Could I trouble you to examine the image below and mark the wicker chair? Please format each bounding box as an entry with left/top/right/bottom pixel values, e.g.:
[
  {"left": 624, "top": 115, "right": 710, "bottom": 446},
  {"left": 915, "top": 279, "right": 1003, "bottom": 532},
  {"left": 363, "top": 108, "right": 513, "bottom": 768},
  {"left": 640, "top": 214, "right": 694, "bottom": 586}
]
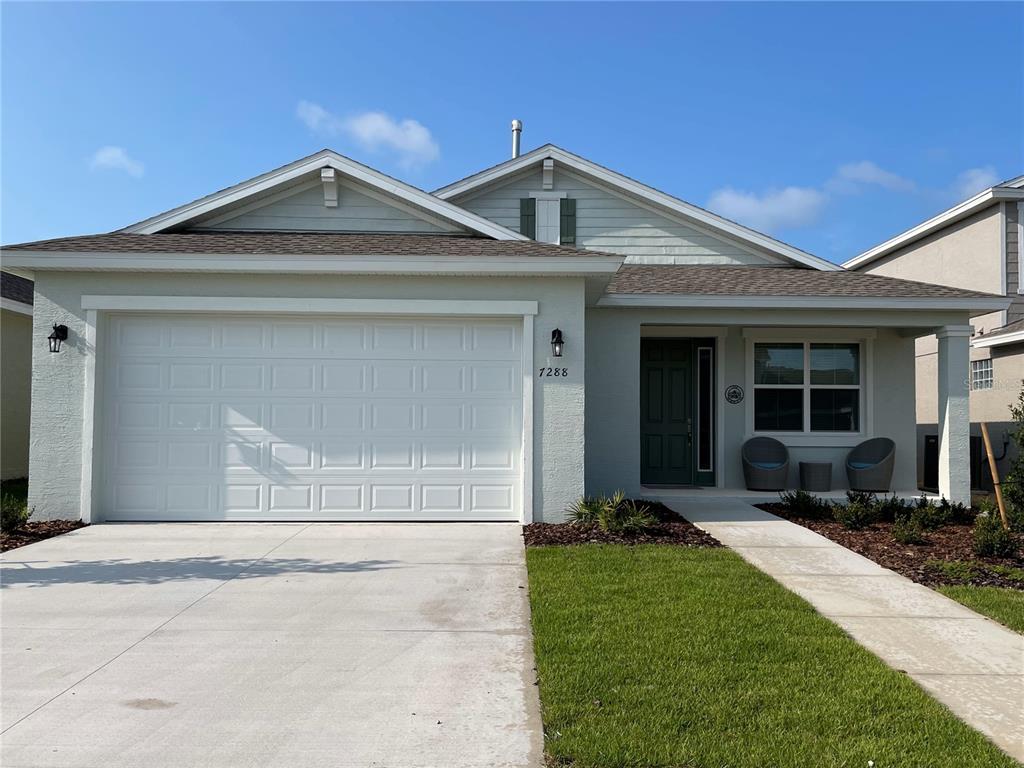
[
  {"left": 741, "top": 437, "right": 790, "bottom": 491},
  {"left": 846, "top": 438, "right": 895, "bottom": 492}
]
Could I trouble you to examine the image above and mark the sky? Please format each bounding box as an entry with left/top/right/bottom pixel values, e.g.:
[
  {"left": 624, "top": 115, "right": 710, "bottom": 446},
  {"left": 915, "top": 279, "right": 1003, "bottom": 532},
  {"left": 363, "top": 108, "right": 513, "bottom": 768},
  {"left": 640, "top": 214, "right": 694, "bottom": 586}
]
[{"left": 2, "top": 1, "right": 1022, "bottom": 263}]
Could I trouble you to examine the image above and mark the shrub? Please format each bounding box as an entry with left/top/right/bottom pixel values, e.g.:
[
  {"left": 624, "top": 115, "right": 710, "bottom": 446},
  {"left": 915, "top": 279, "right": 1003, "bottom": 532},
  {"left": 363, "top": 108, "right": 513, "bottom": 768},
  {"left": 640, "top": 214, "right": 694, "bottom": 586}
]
[
  {"left": 567, "top": 491, "right": 657, "bottom": 534},
  {"left": 778, "top": 489, "right": 830, "bottom": 519},
  {"left": 972, "top": 512, "right": 1018, "bottom": 558},
  {"left": 875, "top": 494, "right": 909, "bottom": 523},
  {"left": 892, "top": 517, "right": 927, "bottom": 545},
  {"left": 0, "top": 493, "right": 31, "bottom": 531},
  {"left": 833, "top": 497, "right": 879, "bottom": 530},
  {"left": 1001, "top": 384, "right": 1024, "bottom": 517}
]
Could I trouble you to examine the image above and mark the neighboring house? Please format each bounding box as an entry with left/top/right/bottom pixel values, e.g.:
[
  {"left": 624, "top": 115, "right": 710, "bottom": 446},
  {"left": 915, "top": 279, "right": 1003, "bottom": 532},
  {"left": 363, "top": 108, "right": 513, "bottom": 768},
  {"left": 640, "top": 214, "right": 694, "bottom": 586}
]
[
  {"left": 844, "top": 176, "right": 1024, "bottom": 489},
  {"left": 1, "top": 137, "right": 1007, "bottom": 523},
  {"left": 1, "top": 271, "right": 34, "bottom": 479}
]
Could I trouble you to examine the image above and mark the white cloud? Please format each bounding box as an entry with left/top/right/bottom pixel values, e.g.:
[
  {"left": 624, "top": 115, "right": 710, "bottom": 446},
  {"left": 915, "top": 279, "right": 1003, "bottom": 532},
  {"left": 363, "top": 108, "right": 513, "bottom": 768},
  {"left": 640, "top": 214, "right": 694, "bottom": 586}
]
[
  {"left": 296, "top": 101, "right": 439, "bottom": 168},
  {"left": 707, "top": 186, "right": 827, "bottom": 233},
  {"left": 89, "top": 146, "right": 144, "bottom": 178},
  {"left": 827, "top": 161, "right": 915, "bottom": 193},
  {"left": 951, "top": 166, "right": 1000, "bottom": 200}
]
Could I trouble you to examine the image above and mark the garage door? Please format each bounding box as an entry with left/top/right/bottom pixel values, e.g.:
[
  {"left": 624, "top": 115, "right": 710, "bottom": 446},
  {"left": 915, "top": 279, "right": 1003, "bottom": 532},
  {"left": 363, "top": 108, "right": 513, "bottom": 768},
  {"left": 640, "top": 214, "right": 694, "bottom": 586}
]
[{"left": 101, "top": 314, "right": 523, "bottom": 521}]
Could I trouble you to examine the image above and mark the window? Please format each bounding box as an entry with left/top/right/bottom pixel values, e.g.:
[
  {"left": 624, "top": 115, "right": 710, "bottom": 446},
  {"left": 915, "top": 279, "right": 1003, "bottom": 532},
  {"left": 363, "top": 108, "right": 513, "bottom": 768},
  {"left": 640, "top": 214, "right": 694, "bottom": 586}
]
[
  {"left": 971, "top": 358, "right": 994, "bottom": 390},
  {"left": 753, "top": 342, "right": 861, "bottom": 432}
]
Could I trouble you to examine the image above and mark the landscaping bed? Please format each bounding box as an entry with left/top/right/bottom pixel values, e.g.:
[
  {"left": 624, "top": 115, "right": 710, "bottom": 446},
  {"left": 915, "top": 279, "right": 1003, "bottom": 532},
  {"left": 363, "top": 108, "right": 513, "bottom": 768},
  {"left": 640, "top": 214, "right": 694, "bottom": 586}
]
[
  {"left": 523, "top": 498, "right": 720, "bottom": 548},
  {"left": 1, "top": 520, "right": 87, "bottom": 553},
  {"left": 527, "top": 544, "right": 1016, "bottom": 767},
  {"left": 757, "top": 496, "right": 1023, "bottom": 590}
]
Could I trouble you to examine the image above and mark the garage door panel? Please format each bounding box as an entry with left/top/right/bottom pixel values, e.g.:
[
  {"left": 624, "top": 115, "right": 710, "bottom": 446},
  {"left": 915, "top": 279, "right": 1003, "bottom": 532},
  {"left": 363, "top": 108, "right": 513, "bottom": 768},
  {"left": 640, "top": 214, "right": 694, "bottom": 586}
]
[{"left": 102, "top": 315, "right": 522, "bottom": 521}]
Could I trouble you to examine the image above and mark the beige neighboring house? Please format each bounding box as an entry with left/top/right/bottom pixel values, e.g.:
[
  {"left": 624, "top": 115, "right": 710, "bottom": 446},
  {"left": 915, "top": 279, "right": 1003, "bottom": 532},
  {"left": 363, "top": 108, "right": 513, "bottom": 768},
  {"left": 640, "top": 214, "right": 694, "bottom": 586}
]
[
  {"left": 844, "top": 176, "right": 1024, "bottom": 489},
  {"left": 1, "top": 271, "right": 33, "bottom": 480}
]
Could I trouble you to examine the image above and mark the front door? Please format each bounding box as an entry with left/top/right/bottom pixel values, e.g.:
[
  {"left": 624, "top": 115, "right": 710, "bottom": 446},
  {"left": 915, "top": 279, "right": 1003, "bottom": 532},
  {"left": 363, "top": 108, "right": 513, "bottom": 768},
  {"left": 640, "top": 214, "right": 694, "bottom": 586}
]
[{"left": 640, "top": 339, "right": 694, "bottom": 485}]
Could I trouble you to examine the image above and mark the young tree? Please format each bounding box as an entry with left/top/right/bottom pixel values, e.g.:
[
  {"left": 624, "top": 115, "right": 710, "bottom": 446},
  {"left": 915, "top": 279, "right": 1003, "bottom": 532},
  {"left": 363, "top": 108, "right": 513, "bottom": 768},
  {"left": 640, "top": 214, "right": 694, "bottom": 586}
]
[{"left": 1000, "top": 382, "right": 1024, "bottom": 528}]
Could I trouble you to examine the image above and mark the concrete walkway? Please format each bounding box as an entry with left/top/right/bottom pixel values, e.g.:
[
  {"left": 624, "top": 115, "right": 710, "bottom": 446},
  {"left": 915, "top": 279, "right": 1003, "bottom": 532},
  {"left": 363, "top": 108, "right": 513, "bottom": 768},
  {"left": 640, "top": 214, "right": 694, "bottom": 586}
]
[
  {"left": 661, "top": 498, "right": 1024, "bottom": 761},
  {"left": 0, "top": 523, "right": 543, "bottom": 768}
]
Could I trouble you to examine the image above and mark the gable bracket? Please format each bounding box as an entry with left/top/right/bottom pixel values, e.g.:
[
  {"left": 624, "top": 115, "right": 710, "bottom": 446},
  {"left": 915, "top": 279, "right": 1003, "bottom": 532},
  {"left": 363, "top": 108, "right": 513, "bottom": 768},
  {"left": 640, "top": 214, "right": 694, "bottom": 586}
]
[
  {"left": 321, "top": 168, "right": 339, "bottom": 208},
  {"left": 542, "top": 158, "right": 554, "bottom": 191}
]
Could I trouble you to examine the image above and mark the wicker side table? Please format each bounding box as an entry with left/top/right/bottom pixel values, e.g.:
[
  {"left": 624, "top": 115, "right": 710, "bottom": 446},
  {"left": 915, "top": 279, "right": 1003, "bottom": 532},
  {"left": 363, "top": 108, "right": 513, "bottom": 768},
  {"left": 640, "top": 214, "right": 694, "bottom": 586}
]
[{"left": 799, "top": 461, "right": 832, "bottom": 492}]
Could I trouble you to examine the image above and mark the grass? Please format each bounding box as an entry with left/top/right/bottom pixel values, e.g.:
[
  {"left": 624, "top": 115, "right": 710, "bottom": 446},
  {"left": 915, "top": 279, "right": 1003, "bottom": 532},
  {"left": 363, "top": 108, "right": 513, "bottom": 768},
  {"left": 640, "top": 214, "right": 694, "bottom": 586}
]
[
  {"left": 937, "top": 585, "right": 1024, "bottom": 634},
  {"left": 526, "top": 545, "right": 1016, "bottom": 768}
]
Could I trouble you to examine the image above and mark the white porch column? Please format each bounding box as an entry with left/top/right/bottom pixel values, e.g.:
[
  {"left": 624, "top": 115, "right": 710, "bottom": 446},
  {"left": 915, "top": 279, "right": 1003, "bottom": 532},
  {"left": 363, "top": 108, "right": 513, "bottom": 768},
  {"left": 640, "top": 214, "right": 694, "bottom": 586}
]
[{"left": 935, "top": 325, "right": 972, "bottom": 505}]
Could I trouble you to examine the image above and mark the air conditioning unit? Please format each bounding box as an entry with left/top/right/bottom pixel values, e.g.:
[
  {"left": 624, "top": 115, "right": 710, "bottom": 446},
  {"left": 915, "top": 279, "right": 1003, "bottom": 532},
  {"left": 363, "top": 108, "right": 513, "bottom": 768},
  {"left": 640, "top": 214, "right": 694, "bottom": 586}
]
[{"left": 922, "top": 434, "right": 987, "bottom": 492}]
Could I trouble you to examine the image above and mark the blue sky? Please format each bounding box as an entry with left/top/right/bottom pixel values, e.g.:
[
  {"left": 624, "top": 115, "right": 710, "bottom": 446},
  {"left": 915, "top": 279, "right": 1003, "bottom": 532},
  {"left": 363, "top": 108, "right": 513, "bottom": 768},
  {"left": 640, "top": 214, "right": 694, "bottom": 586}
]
[{"left": 2, "top": 2, "right": 1021, "bottom": 262}]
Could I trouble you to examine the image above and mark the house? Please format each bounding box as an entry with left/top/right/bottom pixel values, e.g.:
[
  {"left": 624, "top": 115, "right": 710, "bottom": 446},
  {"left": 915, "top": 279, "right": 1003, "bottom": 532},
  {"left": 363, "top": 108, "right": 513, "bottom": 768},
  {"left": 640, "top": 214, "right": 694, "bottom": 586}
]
[
  {"left": 1, "top": 132, "right": 1007, "bottom": 522},
  {"left": 1, "top": 271, "right": 33, "bottom": 480},
  {"left": 844, "top": 176, "right": 1024, "bottom": 488}
]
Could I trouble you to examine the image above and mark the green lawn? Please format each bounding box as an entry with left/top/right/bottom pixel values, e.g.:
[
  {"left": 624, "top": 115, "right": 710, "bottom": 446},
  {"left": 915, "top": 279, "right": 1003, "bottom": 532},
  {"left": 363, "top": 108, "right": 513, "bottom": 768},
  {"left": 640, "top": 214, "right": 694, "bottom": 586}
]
[
  {"left": 938, "top": 585, "right": 1024, "bottom": 634},
  {"left": 527, "top": 545, "right": 1016, "bottom": 768}
]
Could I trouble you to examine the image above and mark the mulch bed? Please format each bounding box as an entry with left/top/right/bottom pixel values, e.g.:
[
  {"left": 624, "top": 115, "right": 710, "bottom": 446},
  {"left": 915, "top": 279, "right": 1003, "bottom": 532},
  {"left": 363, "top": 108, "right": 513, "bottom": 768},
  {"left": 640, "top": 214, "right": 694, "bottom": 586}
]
[
  {"left": 757, "top": 503, "right": 1023, "bottom": 589},
  {"left": 1, "top": 521, "right": 87, "bottom": 553},
  {"left": 523, "top": 501, "right": 721, "bottom": 548}
]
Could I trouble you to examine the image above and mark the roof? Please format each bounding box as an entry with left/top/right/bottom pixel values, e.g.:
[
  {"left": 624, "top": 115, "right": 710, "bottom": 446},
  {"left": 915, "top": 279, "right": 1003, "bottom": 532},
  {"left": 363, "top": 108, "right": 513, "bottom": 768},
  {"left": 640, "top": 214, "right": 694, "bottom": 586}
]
[
  {"left": 600, "top": 265, "right": 1009, "bottom": 312},
  {"left": 0, "top": 271, "right": 33, "bottom": 305},
  {"left": 844, "top": 174, "right": 1024, "bottom": 270},
  {"left": 1, "top": 231, "right": 594, "bottom": 258},
  {"left": 120, "top": 149, "right": 528, "bottom": 242},
  {"left": 972, "top": 318, "right": 1024, "bottom": 349},
  {"left": 435, "top": 144, "right": 841, "bottom": 272}
]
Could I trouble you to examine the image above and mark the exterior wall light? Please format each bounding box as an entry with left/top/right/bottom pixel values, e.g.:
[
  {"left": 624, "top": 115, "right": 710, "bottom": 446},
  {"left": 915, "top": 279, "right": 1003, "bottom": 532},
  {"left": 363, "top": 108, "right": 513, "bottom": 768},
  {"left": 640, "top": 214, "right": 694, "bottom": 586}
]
[
  {"left": 551, "top": 328, "right": 564, "bottom": 357},
  {"left": 48, "top": 324, "right": 68, "bottom": 353}
]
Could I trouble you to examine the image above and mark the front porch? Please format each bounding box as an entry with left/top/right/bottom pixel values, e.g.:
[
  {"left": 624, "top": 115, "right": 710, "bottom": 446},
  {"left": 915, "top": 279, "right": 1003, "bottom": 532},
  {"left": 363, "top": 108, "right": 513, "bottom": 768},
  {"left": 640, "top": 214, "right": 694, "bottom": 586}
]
[
  {"left": 584, "top": 302, "right": 988, "bottom": 509},
  {"left": 642, "top": 486, "right": 938, "bottom": 505}
]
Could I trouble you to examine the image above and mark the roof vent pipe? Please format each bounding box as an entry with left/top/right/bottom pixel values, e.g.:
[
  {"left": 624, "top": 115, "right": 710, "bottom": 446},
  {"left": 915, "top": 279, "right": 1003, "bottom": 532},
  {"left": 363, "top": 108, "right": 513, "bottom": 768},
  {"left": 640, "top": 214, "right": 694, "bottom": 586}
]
[{"left": 511, "top": 119, "right": 522, "bottom": 159}]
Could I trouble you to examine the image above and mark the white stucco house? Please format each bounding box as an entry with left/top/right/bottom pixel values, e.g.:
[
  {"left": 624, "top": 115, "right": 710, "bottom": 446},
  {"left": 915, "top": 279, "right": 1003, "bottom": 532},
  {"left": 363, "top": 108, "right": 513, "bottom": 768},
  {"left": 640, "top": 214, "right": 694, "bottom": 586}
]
[{"left": 1, "top": 138, "right": 1008, "bottom": 522}]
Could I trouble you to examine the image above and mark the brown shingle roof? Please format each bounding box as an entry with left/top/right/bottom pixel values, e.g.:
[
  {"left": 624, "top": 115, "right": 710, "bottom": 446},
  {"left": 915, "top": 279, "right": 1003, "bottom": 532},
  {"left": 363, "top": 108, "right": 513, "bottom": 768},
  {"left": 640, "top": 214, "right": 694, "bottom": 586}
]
[
  {"left": 606, "top": 265, "right": 1002, "bottom": 300},
  {"left": 1, "top": 271, "right": 33, "bottom": 305},
  {"left": 976, "top": 318, "right": 1024, "bottom": 340},
  {"left": 1, "top": 232, "right": 605, "bottom": 259}
]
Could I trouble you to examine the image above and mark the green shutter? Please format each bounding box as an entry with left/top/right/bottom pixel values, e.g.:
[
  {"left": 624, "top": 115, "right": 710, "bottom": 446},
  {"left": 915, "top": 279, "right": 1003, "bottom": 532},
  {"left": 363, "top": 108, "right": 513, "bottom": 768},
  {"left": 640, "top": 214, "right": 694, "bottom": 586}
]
[
  {"left": 559, "top": 198, "right": 576, "bottom": 245},
  {"left": 520, "top": 198, "right": 536, "bottom": 240}
]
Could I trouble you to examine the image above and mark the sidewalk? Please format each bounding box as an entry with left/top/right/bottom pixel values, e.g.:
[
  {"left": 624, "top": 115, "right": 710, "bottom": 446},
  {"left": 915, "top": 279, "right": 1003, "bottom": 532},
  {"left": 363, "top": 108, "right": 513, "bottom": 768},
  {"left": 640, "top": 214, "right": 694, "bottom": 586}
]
[{"left": 660, "top": 497, "right": 1024, "bottom": 761}]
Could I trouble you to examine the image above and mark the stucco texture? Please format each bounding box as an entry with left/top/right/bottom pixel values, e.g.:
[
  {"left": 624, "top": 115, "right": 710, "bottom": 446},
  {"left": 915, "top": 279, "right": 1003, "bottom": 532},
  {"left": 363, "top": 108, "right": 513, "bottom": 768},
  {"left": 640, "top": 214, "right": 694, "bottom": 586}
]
[{"left": 28, "top": 273, "right": 586, "bottom": 523}]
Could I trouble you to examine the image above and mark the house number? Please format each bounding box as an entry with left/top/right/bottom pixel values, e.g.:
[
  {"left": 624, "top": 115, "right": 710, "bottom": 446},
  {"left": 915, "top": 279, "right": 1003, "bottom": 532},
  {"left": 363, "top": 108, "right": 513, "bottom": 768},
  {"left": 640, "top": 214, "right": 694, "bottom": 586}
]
[{"left": 538, "top": 367, "right": 569, "bottom": 377}]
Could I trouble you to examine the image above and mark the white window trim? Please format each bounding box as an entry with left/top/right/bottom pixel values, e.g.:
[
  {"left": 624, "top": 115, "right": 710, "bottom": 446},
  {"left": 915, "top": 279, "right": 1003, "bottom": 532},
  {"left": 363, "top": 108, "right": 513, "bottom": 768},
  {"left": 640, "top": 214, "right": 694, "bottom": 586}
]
[
  {"left": 744, "top": 337, "right": 873, "bottom": 448},
  {"left": 1018, "top": 201, "right": 1024, "bottom": 295},
  {"left": 78, "top": 297, "right": 539, "bottom": 525}
]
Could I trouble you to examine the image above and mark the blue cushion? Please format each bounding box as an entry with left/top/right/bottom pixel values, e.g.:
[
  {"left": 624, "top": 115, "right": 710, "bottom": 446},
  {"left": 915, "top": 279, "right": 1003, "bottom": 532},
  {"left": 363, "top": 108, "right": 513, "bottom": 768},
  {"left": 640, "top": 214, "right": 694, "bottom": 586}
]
[
  {"left": 750, "top": 461, "right": 784, "bottom": 470},
  {"left": 849, "top": 461, "right": 874, "bottom": 469}
]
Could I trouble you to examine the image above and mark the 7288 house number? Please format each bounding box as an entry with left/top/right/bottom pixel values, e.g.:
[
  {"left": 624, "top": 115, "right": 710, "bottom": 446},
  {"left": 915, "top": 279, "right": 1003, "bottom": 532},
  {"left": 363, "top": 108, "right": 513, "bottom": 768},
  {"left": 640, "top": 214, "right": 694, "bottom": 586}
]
[{"left": 538, "top": 367, "right": 569, "bottom": 377}]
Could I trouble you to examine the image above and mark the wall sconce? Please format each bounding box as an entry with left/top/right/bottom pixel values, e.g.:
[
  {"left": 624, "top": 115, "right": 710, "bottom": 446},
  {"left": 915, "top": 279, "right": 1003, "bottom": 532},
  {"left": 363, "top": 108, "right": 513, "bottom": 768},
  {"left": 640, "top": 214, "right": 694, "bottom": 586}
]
[
  {"left": 550, "top": 328, "right": 564, "bottom": 357},
  {"left": 48, "top": 324, "right": 68, "bottom": 353}
]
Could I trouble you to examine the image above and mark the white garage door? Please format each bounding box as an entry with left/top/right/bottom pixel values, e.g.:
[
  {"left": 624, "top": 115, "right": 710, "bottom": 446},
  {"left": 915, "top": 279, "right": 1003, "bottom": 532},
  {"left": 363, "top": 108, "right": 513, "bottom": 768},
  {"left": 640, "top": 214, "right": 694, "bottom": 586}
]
[{"left": 101, "top": 314, "right": 523, "bottom": 521}]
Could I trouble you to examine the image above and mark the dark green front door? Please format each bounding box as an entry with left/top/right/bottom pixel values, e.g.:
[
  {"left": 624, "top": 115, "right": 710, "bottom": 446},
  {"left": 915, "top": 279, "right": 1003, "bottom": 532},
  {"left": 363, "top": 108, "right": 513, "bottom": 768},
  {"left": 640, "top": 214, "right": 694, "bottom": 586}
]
[{"left": 640, "top": 340, "right": 694, "bottom": 485}]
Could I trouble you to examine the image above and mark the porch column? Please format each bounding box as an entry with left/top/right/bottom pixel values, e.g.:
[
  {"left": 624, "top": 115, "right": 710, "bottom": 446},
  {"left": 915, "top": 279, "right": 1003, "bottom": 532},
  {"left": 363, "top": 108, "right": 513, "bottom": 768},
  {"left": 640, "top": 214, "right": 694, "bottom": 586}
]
[{"left": 935, "top": 325, "right": 972, "bottom": 505}]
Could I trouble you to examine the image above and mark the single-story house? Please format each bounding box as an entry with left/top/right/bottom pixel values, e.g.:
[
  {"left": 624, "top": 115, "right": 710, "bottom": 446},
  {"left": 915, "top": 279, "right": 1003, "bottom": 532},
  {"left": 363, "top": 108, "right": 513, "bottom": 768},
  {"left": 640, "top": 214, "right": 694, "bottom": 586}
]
[
  {"left": 1, "top": 137, "right": 1008, "bottom": 522},
  {"left": 1, "top": 271, "right": 34, "bottom": 480},
  {"left": 844, "top": 176, "right": 1024, "bottom": 489}
]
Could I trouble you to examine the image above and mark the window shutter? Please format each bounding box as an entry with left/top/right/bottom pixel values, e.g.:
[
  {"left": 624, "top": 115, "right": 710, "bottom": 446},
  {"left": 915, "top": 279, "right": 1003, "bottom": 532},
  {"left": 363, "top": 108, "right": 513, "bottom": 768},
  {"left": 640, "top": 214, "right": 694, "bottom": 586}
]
[
  {"left": 520, "top": 198, "right": 536, "bottom": 240},
  {"left": 559, "top": 198, "right": 576, "bottom": 245}
]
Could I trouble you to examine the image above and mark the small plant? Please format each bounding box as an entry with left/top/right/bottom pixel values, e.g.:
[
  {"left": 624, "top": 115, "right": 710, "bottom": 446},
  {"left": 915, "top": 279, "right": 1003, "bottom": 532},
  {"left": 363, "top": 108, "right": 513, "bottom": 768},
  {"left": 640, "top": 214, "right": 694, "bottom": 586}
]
[
  {"left": 875, "top": 494, "right": 909, "bottom": 523},
  {"left": 833, "top": 496, "right": 879, "bottom": 530},
  {"left": 924, "top": 559, "right": 981, "bottom": 583},
  {"left": 778, "top": 489, "right": 830, "bottom": 519},
  {"left": 0, "top": 493, "right": 32, "bottom": 531},
  {"left": 972, "top": 512, "right": 1017, "bottom": 558},
  {"left": 567, "top": 491, "right": 657, "bottom": 534},
  {"left": 892, "top": 516, "right": 927, "bottom": 545}
]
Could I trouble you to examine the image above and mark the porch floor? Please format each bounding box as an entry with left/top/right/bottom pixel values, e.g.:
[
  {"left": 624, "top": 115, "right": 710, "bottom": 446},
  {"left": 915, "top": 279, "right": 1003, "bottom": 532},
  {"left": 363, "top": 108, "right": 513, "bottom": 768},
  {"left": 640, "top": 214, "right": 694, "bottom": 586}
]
[
  {"left": 661, "top": 497, "right": 1024, "bottom": 760},
  {"left": 643, "top": 486, "right": 936, "bottom": 504}
]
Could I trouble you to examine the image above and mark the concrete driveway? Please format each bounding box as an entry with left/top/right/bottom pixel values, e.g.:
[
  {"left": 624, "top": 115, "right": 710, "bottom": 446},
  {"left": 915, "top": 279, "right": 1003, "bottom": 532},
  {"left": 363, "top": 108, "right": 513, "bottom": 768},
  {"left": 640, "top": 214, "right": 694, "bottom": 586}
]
[{"left": 0, "top": 523, "right": 542, "bottom": 768}]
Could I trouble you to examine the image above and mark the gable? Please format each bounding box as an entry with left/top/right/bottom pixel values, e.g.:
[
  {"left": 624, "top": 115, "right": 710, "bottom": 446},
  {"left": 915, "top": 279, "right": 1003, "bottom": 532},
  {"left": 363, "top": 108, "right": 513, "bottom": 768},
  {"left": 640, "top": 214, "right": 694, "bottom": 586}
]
[
  {"left": 455, "top": 166, "right": 786, "bottom": 266},
  {"left": 192, "top": 178, "right": 458, "bottom": 234},
  {"left": 123, "top": 149, "right": 525, "bottom": 241}
]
